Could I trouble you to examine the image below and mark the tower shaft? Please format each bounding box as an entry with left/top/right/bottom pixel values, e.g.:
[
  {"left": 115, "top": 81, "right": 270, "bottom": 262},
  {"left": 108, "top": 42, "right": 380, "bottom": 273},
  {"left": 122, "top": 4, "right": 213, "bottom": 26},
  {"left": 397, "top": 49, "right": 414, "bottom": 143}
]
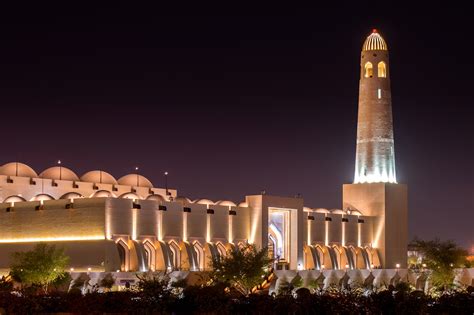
[{"left": 354, "top": 31, "right": 396, "bottom": 183}]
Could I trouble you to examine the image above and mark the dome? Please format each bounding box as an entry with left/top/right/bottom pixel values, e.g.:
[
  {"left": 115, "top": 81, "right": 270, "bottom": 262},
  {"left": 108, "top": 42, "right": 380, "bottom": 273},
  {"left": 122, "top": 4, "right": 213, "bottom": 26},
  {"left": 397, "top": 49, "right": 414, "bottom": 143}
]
[
  {"left": 238, "top": 201, "right": 248, "bottom": 208},
  {"left": 195, "top": 198, "right": 215, "bottom": 206},
  {"left": 315, "top": 208, "right": 329, "bottom": 214},
  {"left": 146, "top": 194, "right": 166, "bottom": 202},
  {"left": 331, "top": 209, "right": 345, "bottom": 215},
  {"left": 174, "top": 196, "right": 192, "bottom": 205},
  {"left": 81, "top": 170, "right": 117, "bottom": 185},
  {"left": 362, "top": 29, "right": 388, "bottom": 51},
  {"left": 3, "top": 195, "right": 26, "bottom": 203},
  {"left": 216, "top": 200, "right": 237, "bottom": 207},
  {"left": 60, "top": 192, "right": 83, "bottom": 200},
  {"left": 0, "top": 162, "right": 38, "bottom": 178},
  {"left": 117, "top": 174, "right": 153, "bottom": 188},
  {"left": 303, "top": 207, "right": 313, "bottom": 212},
  {"left": 119, "top": 192, "right": 140, "bottom": 200},
  {"left": 40, "top": 166, "right": 79, "bottom": 181},
  {"left": 90, "top": 190, "right": 115, "bottom": 198},
  {"left": 31, "top": 194, "right": 55, "bottom": 201},
  {"left": 349, "top": 210, "right": 363, "bottom": 216}
]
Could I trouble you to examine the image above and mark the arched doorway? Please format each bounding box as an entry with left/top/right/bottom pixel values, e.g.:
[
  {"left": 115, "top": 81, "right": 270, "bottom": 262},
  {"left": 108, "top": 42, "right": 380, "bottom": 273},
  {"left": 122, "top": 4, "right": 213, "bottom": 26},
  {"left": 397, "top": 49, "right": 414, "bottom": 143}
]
[
  {"left": 116, "top": 240, "right": 129, "bottom": 271},
  {"left": 143, "top": 241, "right": 156, "bottom": 271}
]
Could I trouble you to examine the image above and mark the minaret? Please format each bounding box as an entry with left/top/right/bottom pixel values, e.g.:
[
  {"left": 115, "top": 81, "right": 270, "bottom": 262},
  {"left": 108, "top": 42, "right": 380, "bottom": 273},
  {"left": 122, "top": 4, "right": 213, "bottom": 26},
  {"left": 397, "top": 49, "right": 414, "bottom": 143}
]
[
  {"left": 354, "top": 29, "right": 396, "bottom": 184},
  {"left": 343, "top": 30, "right": 408, "bottom": 269}
]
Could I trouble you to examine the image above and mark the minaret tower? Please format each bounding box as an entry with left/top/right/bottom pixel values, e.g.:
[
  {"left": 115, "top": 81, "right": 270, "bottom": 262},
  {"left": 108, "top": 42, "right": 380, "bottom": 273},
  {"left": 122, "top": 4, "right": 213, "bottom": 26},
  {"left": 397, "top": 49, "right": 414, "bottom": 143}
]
[
  {"left": 343, "top": 30, "right": 408, "bottom": 269},
  {"left": 354, "top": 29, "right": 396, "bottom": 184}
]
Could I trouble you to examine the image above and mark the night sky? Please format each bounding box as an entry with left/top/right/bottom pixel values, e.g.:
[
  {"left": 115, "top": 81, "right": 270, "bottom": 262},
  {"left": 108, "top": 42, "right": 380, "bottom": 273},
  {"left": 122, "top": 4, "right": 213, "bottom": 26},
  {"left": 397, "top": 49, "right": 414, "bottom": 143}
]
[{"left": 0, "top": 3, "right": 472, "bottom": 251}]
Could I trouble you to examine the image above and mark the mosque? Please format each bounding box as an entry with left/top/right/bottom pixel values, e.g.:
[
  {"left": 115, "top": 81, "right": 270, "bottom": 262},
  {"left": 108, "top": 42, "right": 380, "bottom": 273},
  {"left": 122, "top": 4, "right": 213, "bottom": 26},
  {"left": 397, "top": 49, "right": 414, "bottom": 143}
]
[{"left": 0, "top": 30, "right": 408, "bottom": 273}]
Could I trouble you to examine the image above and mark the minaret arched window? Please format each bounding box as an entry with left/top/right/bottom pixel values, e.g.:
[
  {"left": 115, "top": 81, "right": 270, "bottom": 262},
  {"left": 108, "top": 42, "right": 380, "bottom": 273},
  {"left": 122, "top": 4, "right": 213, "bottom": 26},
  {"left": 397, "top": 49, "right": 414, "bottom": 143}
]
[
  {"left": 378, "top": 62, "right": 387, "bottom": 78},
  {"left": 364, "top": 62, "right": 373, "bottom": 78}
]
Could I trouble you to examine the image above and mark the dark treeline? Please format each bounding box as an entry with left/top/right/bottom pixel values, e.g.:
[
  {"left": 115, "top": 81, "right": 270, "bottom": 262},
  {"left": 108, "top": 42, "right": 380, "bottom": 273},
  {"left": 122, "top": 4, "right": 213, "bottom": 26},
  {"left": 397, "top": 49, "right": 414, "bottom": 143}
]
[{"left": 0, "top": 285, "right": 473, "bottom": 314}]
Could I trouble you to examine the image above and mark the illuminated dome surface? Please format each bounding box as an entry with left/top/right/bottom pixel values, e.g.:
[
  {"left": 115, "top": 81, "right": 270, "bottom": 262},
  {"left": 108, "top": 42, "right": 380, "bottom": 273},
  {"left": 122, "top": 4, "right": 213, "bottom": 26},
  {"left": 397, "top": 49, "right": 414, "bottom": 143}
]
[
  {"left": 117, "top": 174, "right": 153, "bottom": 188},
  {"left": 0, "top": 162, "right": 38, "bottom": 178},
  {"left": 146, "top": 194, "right": 166, "bottom": 202},
  {"left": 81, "top": 170, "right": 117, "bottom": 185},
  {"left": 362, "top": 29, "right": 387, "bottom": 51},
  {"left": 39, "top": 166, "right": 79, "bottom": 181}
]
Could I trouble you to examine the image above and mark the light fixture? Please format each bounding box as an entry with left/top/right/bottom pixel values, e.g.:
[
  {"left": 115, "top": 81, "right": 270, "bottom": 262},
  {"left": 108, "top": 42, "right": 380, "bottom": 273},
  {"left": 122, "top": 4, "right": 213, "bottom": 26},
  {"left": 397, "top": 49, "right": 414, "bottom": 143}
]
[
  {"left": 87, "top": 267, "right": 92, "bottom": 271},
  {"left": 395, "top": 263, "right": 400, "bottom": 269},
  {"left": 70, "top": 268, "right": 74, "bottom": 271}
]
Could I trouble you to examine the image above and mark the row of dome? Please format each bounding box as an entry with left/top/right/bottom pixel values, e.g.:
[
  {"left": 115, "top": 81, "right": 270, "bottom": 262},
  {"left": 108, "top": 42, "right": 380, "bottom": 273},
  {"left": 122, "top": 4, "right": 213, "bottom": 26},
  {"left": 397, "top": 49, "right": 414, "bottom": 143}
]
[
  {"left": 1, "top": 192, "right": 242, "bottom": 207},
  {"left": 0, "top": 162, "right": 154, "bottom": 188}
]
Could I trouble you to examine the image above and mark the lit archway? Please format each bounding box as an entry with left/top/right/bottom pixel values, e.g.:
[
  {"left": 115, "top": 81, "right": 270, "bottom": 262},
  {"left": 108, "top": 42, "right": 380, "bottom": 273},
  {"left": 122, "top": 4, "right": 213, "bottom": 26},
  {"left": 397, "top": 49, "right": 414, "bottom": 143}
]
[
  {"left": 378, "top": 61, "right": 386, "bottom": 78},
  {"left": 168, "top": 240, "right": 181, "bottom": 270},
  {"left": 193, "top": 241, "right": 205, "bottom": 271},
  {"left": 364, "top": 62, "right": 373, "bottom": 78},
  {"left": 116, "top": 240, "right": 130, "bottom": 271},
  {"left": 143, "top": 241, "right": 156, "bottom": 271}
]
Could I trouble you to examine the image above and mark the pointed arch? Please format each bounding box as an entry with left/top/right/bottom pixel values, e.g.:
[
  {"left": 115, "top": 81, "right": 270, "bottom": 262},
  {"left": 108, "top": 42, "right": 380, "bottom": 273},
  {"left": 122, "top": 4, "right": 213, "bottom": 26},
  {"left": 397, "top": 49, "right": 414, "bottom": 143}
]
[
  {"left": 378, "top": 61, "right": 386, "bottom": 78},
  {"left": 168, "top": 240, "right": 181, "bottom": 270},
  {"left": 268, "top": 223, "right": 284, "bottom": 260},
  {"left": 193, "top": 241, "right": 205, "bottom": 271},
  {"left": 216, "top": 242, "right": 227, "bottom": 258},
  {"left": 304, "top": 245, "right": 322, "bottom": 270},
  {"left": 143, "top": 240, "right": 156, "bottom": 271},
  {"left": 364, "top": 62, "right": 373, "bottom": 78},
  {"left": 116, "top": 239, "right": 130, "bottom": 271},
  {"left": 316, "top": 245, "right": 331, "bottom": 269}
]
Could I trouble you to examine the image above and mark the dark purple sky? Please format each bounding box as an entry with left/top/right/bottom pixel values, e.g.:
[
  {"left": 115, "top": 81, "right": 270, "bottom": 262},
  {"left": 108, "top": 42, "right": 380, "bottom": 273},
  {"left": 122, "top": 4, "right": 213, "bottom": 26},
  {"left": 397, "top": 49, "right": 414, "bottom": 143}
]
[{"left": 0, "top": 3, "right": 472, "bottom": 251}]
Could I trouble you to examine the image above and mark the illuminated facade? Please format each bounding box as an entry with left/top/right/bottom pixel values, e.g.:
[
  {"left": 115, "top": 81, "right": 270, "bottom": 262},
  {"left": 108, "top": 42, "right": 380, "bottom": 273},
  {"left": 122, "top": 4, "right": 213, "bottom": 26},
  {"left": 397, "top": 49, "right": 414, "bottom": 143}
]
[{"left": 0, "top": 30, "right": 407, "bottom": 273}]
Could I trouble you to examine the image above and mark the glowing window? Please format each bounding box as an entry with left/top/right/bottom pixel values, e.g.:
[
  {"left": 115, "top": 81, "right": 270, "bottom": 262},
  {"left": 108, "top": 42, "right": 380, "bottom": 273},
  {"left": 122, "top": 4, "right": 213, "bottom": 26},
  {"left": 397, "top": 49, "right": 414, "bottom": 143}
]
[
  {"left": 364, "top": 62, "right": 373, "bottom": 78},
  {"left": 377, "top": 89, "right": 382, "bottom": 99},
  {"left": 378, "top": 62, "right": 386, "bottom": 78}
]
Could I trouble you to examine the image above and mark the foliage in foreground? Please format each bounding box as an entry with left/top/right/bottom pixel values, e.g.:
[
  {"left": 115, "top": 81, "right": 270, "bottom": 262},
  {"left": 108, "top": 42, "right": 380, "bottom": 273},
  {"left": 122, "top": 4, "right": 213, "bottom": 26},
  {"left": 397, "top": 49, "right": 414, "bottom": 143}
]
[
  {"left": 410, "top": 238, "right": 470, "bottom": 291},
  {"left": 0, "top": 285, "right": 472, "bottom": 314},
  {"left": 10, "top": 243, "right": 69, "bottom": 293},
  {"left": 210, "top": 244, "right": 273, "bottom": 295}
]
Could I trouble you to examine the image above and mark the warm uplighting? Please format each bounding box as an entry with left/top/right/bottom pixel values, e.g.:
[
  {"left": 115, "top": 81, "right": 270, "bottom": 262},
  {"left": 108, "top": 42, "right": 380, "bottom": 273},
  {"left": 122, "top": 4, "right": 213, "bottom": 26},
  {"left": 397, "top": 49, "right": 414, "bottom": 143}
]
[
  {"left": 362, "top": 30, "right": 388, "bottom": 51},
  {"left": 321, "top": 264, "right": 325, "bottom": 270},
  {"left": 70, "top": 268, "right": 74, "bottom": 271},
  {"left": 206, "top": 213, "right": 211, "bottom": 243},
  {"left": 87, "top": 267, "right": 92, "bottom": 271},
  {"left": 131, "top": 208, "right": 138, "bottom": 240},
  {"left": 0, "top": 235, "right": 105, "bottom": 243},
  {"left": 324, "top": 219, "right": 329, "bottom": 246},
  {"left": 395, "top": 263, "right": 400, "bottom": 269},
  {"left": 182, "top": 212, "right": 188, "bottom": 242},
  {"left": 357, "top": 217, "right": 362, "bottom": 247}
]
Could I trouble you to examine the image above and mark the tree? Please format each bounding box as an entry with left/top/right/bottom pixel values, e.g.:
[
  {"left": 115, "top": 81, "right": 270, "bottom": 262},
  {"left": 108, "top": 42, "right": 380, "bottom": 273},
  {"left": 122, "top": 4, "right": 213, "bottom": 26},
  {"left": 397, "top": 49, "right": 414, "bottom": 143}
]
[
  {"left": 210, "top": 244, "right": 273, "bottom": 296},
  {"left": 10, "top": 243, "right": 69, "bottom": 293},
  {"left": 99, "top": 273, "right": 116, "bottom": 292},
  {"left": 409, "top": 238, "right": 469, "bottom": 291}
]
